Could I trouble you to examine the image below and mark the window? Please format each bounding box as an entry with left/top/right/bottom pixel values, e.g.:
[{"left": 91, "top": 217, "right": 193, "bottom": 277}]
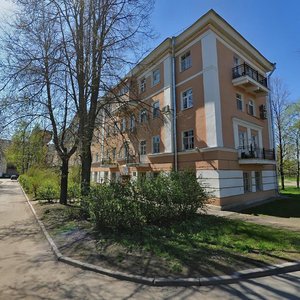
[
  {"left": 111, "top": 173, "right": 117, "bottom": 182},
  {"left": 182, "top": 89, "right": 193, "bottom": 110},
  {"left": 181, "top": 51, "right": 192, "bottom": 71},
  {"left": 104, "top": 171, "right": 109, "bottom": 183},
  {"left": 95, "top": 153, "right": 99, "bottom": 162},
  {"left": 233, "top": 56, "right": 240, "bottom": 67},
  {"left": 243, "top": 172, "right": 251, "bottom": 193},
  {"left": 112, "top": 147, "right": 116, "bottom": 160},
  {"left": 152, "top": 101, "right": 160, "bottom": 118},
  {"left": 236, "top": 93, "right": 243, "bottom": 111},
  {"left": 113, "top": 122, "right": 118, "bottom": 135},
  {"left": 140, "top": 140, "right": 146, "bottom": 155},
  {"left": 251, "top": 133, "right": 258, "bottom": 150},
  {"left": 139, "top": 109, "right": 147, "bottom": 123},
  {"left": 152, "top": 136, "right": 160, "bottom": 154},
  {"left": 248, "top": 100, "right": 255, "bottom": 116},
  {"left": 129, "top": 114, "right": 135, "bottom": 131},
  {"left": 140, "top": 78, "right": 146, "bottom": 93},
  {"left": 120, "top": 118, "right": 126, "bottom": 132},
  {"left": 123, "top": 142, "right": 129, "bottom": 158},
  {"left": 106, "top": 125, "right": 110, "bottom": 137},
  {"left": 106, "top": 149, "right": 110, "bottom": 159},
  {"left": 152, "top": 69, "right": 160, "bottom": 85},
  {"left": 255, "top": 171, "right": 262, "bottom": 191},
  {"left": 183, "top": 130, "right": 194, "bottom": 150},
  {"left": 238, "top": 131, "right": 247, "bottom": 149}
]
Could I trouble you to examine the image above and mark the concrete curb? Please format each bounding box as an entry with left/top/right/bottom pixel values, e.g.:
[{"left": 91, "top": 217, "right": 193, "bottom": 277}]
[{"left": 20, "top": 183, "right": 300, "bottom": 287}]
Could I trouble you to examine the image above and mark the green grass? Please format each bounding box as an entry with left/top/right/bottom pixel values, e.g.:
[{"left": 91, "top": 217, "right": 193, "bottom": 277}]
[
  {"left": 37, "top": 203, "right": 300, "bottom": 277},
  {"left": 242, "top": 186, "right": 300, "bottom": 218}
]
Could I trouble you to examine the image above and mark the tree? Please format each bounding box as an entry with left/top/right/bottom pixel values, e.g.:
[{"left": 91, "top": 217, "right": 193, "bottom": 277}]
[
  {"left": 0, "top": 1, "right": 79, "bottom": 204},
  {"left": 0, "top": 0, "right": 154, "bottom": 198},
  {"left": 270, "top": 77, "right": 291, "bottom": 190},
  {"left": 5, "top": 122, "right": 49, "bottom": 173}
]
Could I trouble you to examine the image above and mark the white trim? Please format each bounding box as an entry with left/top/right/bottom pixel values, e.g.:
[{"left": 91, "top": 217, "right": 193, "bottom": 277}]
[
  {"left": 216, "top": 35, "right": 266, "bottom": 75},
  {"left": 176, "top": 70, "right": 204, "bottom": 88},
  {"left": 137, "top": 54, "right": 170, "bottom": 81},
  {"left": 233, "top": 118, "right": 263, "bottom": 150},
  {"left": 202, "top": 30, "right": 223, "bottom": 147}
]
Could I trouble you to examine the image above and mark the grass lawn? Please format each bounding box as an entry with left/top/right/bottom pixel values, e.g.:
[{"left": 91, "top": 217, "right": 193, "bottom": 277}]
[
  {"left": 242, "top": 186, "right": 300, "bottom": 218},
  {"left": 35, "top": 202, "right": 300, "bottom": 278}
]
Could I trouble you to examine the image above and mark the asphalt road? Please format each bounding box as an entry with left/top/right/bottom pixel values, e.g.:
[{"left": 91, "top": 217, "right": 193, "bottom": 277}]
[{"left": 0, "top": 180, "right": 299, "bottom": 300}]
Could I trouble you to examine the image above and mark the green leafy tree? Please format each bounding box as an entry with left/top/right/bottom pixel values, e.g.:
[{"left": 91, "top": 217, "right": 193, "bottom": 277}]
[{"left": 5, "top": 123, "right": 49, "bottom": 173}]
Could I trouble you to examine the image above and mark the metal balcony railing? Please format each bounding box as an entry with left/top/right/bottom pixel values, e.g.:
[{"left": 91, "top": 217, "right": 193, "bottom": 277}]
[
  {"left": 232, "top": 63, "right": 268, "bottom": 88},
  {"left": 238, "top": 146, "right": 275, "bottom": 160}
]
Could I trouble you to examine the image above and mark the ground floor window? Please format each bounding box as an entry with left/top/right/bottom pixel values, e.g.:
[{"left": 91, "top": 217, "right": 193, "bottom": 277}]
[
  {"left": 255, "top": 171, "right": 262, "bottom": 191},
  {"left": 243, "top": 172, "right": 251, "bottom": 193},
  {"left": 111, "top": 172, "right": 116, "bottom": 182}
]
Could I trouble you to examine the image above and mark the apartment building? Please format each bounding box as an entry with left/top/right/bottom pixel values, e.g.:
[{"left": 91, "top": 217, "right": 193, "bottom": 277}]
[{"left": 90, "top": 9, "right": 277, "bottom": 209}]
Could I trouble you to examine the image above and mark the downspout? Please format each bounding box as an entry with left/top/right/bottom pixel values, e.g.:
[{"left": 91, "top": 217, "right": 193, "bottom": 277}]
[
  {"left": 267, "top": 63, "right": 278, "bottom": 193},
  {"left": 171, "top": 37, "right": 178, "bottom": 171}
]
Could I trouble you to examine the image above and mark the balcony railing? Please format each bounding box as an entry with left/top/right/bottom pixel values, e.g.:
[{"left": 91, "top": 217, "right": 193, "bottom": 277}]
[
  {"left": 238, "top": 146, "right": 275, "bottom": 160},
  {"left": 100, "top": 158, "right": 117, "bottom": 166},
  {"left": 232, "top": 63, "right": 268, "bottom": 88}
]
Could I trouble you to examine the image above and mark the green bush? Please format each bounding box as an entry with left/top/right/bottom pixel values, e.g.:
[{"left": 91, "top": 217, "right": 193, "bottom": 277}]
[
  {"left": 68, "top": 183, "right": 81, "bottom": 201},
  {"left": 85, "top": 170, "right": 208, "bottom": 230},
  {"left": 18, "top": 174, "right": 32, "bottom": 193},
  {"left": 87, "top": 184, "right": 145, "bottom": 230},
  {"left": 137, "top": 170, "right": 208, "bottom": 224},
  {"left": 37, "top": 181, "right": 59, "bottom": 202}
]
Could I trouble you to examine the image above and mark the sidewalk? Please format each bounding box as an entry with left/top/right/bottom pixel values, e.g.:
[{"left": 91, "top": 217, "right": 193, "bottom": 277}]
[{"left": 206, "top": 206, "right": 300, "bottom": 232}]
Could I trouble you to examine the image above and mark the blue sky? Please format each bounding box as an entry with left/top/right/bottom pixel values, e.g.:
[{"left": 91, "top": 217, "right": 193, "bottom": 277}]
[
  {"left": 0, "top": 0, "right": 299, "bottom": 101},
  {"left": 150, "top": 0, "right": 300, "bottom": 102}
]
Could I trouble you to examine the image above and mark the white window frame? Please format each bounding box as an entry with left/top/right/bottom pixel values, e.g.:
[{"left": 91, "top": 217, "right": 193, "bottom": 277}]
[
  {"left": 152, "top": 136, "right": 160, "bottom": 154},
  {"left": 180, "top": 51, "right": 192, "bottom": 71},
  {"left": 243, "top": 172, "right": 252, "bottom": 193},
  {"left": 139, "top": 109, "right": 147, "bottom": 123},
  {"left": 140, "top": 78, "right": 146, "bottom": 93},
  {"left": 152, "top": 101, "right": 160, "bottom": 118},
  {"left": 130, "top": 114, "right": 135, "bottom": 130},
  {"left": 236, "top": 93, "right": 243, "bottom": 111},
  {"left": 248, "top": 99, "right": 255, "bottom": 116},
  {"left": 238, "top": 131, "right": 247, "bottom": 150},
  {"left": 140, "top": 140, "right": 146, "bottom": 155},
  {"left": 182, "top": 129, "right": 194, "bottom": 151},
  {"left": 181, "top": 88, "right": 193, "bottom": 110},
  {"left": 152, "top": 69, "right": 160, "bottom": 86},
  {"left": 233, "top": 118, "right": 263, "bottom": 151},
  {"left": 121, "top": 117, "right": 126, "bottom": 132}
]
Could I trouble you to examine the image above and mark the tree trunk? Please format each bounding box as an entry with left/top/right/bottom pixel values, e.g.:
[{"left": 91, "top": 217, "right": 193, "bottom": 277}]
[
  {"left": 81, "top": 143, "right": 92, "bottom": 196},
  {"left": 60, "top": 157, "right": 69, "bottom": 205}
]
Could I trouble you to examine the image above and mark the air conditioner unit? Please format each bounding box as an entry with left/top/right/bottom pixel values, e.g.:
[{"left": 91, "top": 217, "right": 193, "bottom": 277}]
[
  {"left": 162, "top": 105, "right": 170, "bottom": 113},
  {"left": 259, "top": 104, "right": 267, "bottom": 119}
]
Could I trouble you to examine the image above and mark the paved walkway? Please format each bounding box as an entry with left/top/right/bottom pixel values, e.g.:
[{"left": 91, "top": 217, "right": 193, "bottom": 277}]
[
  {"left": 0, "top": 179, "right": 300, "bottom": 299},
  {"left": 206, "top": 206, "right": 300, "bottom": 232}
]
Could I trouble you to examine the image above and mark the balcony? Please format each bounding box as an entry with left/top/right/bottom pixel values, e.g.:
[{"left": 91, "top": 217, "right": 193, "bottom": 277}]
[
  {"left": 232, "top": 63, "right": 269, "bottom": 95},
  {"left": 100, "top": 158, "right": 117, "bottom": 168},
  {"left": 113, "top": 100, "right": 139, "bottom": 115},
  {"left": 238, "top": 146, "right": 276, "bottom": 165}
]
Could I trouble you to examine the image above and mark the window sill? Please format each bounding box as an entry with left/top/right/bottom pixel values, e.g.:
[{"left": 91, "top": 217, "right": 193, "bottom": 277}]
[{"left": 181, "top": 106, "right": 193, "bottom": 111}]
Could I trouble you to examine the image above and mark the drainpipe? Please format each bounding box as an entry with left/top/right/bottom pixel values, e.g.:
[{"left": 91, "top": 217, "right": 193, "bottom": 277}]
[
  {"left": 171, "top": 37, "right": 178, "bottom": 171},
  {"left": 267, "top": 63, "right": 278, "bottom": 194}
]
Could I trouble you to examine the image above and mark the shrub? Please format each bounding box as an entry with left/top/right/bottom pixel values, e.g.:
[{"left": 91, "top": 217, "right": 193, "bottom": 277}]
[
  {"left": 18, "top": 174, "right": 32, "bottom": 193},
  {"left": 36, "top": 181, "right": 60, "bottom": 203},
  {"left": 87, "top": 184, "right": 145, "bottom": 230},
  {"left": 137, "top": 170, "right": 208, "bottom": 224},
  {"left": 68, "top": 183, "right": 81, "bottom": 201},
  {"left": 85, "top": 170, "right": 208, "bottom": 230}
]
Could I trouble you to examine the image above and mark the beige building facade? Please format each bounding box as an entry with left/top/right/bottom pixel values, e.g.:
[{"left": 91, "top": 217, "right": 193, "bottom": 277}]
[{"left": 90, "top": 10, "right": 277, "bottom": 209}]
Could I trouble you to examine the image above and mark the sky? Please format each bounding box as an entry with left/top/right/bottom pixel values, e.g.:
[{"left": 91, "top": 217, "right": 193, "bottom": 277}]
[
  {"left": 0, "top": 0, "right": 299, "bottom": 101},
  {"left": 149, "top": 0, "right": 300, "bottom": 102}
]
